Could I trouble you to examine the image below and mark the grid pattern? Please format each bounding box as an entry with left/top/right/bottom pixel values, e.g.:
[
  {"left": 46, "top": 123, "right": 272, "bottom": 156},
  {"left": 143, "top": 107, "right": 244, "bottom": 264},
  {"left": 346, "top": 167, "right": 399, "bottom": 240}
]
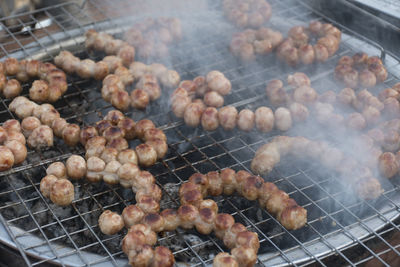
[{"left": 0, "top": 0, "right": 399, "bottom": 266}]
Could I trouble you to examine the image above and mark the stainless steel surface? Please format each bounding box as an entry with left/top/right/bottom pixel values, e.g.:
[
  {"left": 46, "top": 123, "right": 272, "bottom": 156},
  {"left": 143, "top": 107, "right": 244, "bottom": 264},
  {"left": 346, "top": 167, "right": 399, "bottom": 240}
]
[{"left": 0, "top": 1, "right": 400, "bottom": 266}]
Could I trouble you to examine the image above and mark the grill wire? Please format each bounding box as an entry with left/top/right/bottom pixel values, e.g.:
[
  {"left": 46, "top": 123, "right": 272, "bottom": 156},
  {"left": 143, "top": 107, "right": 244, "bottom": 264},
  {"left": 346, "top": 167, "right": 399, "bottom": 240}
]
[{"left": 0, "top": 0, "right": 400, "bottom": 266}]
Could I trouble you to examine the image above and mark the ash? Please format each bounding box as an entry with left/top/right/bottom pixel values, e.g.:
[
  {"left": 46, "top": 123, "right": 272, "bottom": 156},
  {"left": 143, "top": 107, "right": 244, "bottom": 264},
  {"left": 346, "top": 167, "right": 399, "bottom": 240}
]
[{"left": 160, "top": 183, "right": 180, "bottom": 210}]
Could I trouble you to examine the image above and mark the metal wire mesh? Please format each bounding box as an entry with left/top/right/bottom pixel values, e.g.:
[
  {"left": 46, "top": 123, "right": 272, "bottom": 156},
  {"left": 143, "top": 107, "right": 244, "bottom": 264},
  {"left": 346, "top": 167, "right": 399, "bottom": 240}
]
[{"left": 0, "top": 0, "right": 400, "bottom": 266}]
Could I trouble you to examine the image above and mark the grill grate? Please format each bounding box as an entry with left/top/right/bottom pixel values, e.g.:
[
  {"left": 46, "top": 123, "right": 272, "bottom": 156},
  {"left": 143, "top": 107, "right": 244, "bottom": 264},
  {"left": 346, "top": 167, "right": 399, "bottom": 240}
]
[{"left": 0, "top": 0, "right": 400, "bottom": 266}]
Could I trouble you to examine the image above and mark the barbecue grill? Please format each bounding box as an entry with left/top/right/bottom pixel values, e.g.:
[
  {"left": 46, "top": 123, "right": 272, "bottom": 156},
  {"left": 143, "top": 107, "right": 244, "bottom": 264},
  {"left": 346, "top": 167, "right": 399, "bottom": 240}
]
[{"left": 0, "top": 0, "right": 400, "bottom": 266}]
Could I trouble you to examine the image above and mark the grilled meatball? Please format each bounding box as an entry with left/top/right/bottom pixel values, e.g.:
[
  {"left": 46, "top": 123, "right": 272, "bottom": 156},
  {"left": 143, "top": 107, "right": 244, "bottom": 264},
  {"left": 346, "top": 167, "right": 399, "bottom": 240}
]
[
  {"left": 104, "top": 110, "right": 125, "bottom": 125},
  {"left": 122, "top": 205, "right": 145, "bottom": 228},
  {"left": 79, "top": 126, "right": 98, "bottom": 146},
  {"left": 0, "top": 127, "right": 6, "bottom": 144},
  {"left": 40, "top": 174, "right": 58, "bottom": 198},
  {"left": 255, "top": 107, "right": 274, "bottom": 132},
  {"left": 159, "top": 70, "right": 180, "bottom": 88},
  {"left": 203, "top": 91, "right": 224, "bottom": 108},
  {"left": 46, "top": 162, "right": 67, "bottom": 179},
  {"left": 2, "top": 119, "right": 21, "bottom": 133},
  {"left": 237, "top": 109, "right": 255, "bottom": 132},
  {"left": 143, "top": 128, "right": 166, "bottom": 142},
  {"left": 362, "top": 106, "right": 381, "bottom": 126},
  {"left": 142, "top": 82, "right": 161, "bottom": 101},
  {"left": 0, "top": 146, "right": 14, "bottom": 171},
  {"left": 383, "top": 129, "right": 400, "bottom": 152},
  {"left": 378, "top": 152, "right": 398, "bottom": 178},
  {"left": 4, "top": 58, "right": 19, "bottom": 76},
  {"left": 314, "top": 43, "right": 329, "bottom": 62},
  {"left": 135, "top": 143, "right": 157, "bottom": 167},
  {"left": 218, "top": 106, "right": 238, "bottom": 131},
  {"left": 66, "top": 155, "right": 87, "bottom": 180},
  {"left": 353, "top": 52, "right": 368, "bottom": 68},
  {"left": 117, "top": 149, "right": 138, "bottom": 165},
  {"left": 171, "top": 95, "right": 191, "bottom": 118},
  {"left": 6, "top": 131, "right": 25, "bottom": 145},
  {"left": 106, "top": 137, "right": 128, "bottom": 151},
  {"left": 293, "top": 86, "right": 318, "bottom": 105},
  {"left": 346, "top": 112, "right": 366, "bottom": 131},
  {"left": 50, "top": 179, "right": 74, "bottom": 206},
  {"left": 289, "top": 102, "right": 309, "bottom": 122},
  {"left": 281, "top": 46, "right": 299, "bottom": 66},
  {"left": 3, "top": 79, "right": 22, "bottom": 99},
  {"left": 62, "top": 124, "right": 81, "bottom": 146},
  {"left": 299, "top": 44, "right": 315, "bottom": 65},
  {"left": 338, "top": 87, "right": 356, "bottom": 106},
  {"left": 5, "top": 140, "right": 27, "bottom": 165},
  {"left": 179, "top": 80, "right": 197, "bottom": 96},
  {"left": 238, "top": 43, "right": 255, "bottom": 62},
  {"left": 98, "top": 210, "right": 124, "bottom": 235},
  {"left": 103, "top": 126, "right": 125, "bottom": 142},
  {"left": 369, "top": 62, "right": 387, "bottom": 82},
  {"left": 359, "top": 69, "right": 377, "bottom": 88},
  {"left": 28, "top": 125, "right": 53, "bottom": 148},
  {"left": 383, "top": 97, "right": 400, "bottom": 118},
  {"left": 265, "top": 79, "right": 288, "bottom": 107},
  {"left": 146, "top": 139, "right": 168, "bottom": 159},
  {"left": 213, "top": 253, "right": 239, "bottom": 267},
  {"left": 29, "top": 80, "right": 49, "bottom": 102},
  {"left": 130, "top": 89, "right": 150, "bottom": 109},
  {"left": 111, "top": 90, "right": 131, "bottom": 111},
  {"left": 118, "top": 162, "right": 140, "bottom": 188},
  {"left": 379, "top": 88, "right": 399, "bottom": 101},
  {"left": 334, "top": 64, "right": 353, "bottom": 82},
  {"left": 86, "top": 156, "right": 106, "bottom": 182},
  {"left": 134, "top": 120, "right": 155, "bottom": 140},
  {"left": 274, "top": 107, "right": 292, "bottom": 131},
  {"left": 21, "top": 116, "right": 41, "bottom": 137},
  {"left": 36, "top": 104, "right": 60, "bottom": 127},
  {"left": 100, "top": 147, "right": 118, "bottom": 163},
  {"left": 201, "top": 107, "right": 220, "bottom": 131},
  {"left": 343, "top": 69, "right": 359, "bottom": 88},
  {"left": 184, "top": 102, "right": 205, "bottom": 127},
  {"left": 207, "top": 72, "right": 231, "bottom": 96},
  {"left": 52, "top": 118, "right": 68, "bottom": 138}
]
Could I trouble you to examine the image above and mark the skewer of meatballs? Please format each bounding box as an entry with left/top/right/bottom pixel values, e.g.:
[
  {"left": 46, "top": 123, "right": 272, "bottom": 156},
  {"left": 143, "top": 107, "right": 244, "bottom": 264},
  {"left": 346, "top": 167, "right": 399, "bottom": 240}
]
[
  {"left": 102, "top": 61, "right": 180, "bottom": 111},
  {"left": 56, "top": 46, "right": 180, "bottom": 111},
  {"left": 171, "top": 71, "right": 310, "bottom": 132},
  {"left": 123, "top": 17, "right": 182, "bottom": 59},
  {"left": 266, "top": 78, "right": 400, "bottom": 182},
  {"left": 276, "top": 21, "right": 341, "bottom": 66},
  {"left": 41, "top": 153, "right": 163, "bottom": 211},
  {"left": 251, "top": 136, "right": 383, "bottom": 200},
  {"left": 170, "top": 72, "right": 314, "bottom": 132},
  {"left": 100, "top": 167, "right": 304, "bottom": 267},
  {"left": 335, "top": 53, "right": 388, "bottom": 88},
  {"left": 223, "top": 0, "right": 272, "bottom": 28},
  {"left": 374, "top": 115, "right": 400, "bottom": 178},
  {"left": 110, "top": 198, "right": 259, "bottom": 267},
  {"left": 0, "top": 119, "right": 27, "bottom": 171},
  {"left": 85, "top": 29, "right": 135, "bottom": 66},
  {"left": 0, "top": 58, "right": 68, "bottom": 102},
  {"left": 10, "top": 96, "right": 81, "bottom": 146},
  {"left": 359, "top": 83, "right": 400, "bottom": 153},
  {"left": 267, "top": 72, "right": 392, "bottom": 132},
  {"left": 40, "top": 110, "right": 167, "bottom": 206},
  {"left": 54, "top": 51, "right": 125, "bottom": 80},
  {"left": 230, "top": 27, "right": 283, "bottom": 62},
  {"left": 180, "top": 170, "right": 307, "bottom": 230},
  {"left": 173, "top": 70, "right": 393, "bottom": 138}
]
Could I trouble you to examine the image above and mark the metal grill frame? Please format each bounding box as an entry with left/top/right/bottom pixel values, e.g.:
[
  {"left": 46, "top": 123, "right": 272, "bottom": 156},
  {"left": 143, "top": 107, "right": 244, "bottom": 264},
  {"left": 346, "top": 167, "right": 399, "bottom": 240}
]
[{"left": 0, "top": 0, "right": 399, "bottom": 266}]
